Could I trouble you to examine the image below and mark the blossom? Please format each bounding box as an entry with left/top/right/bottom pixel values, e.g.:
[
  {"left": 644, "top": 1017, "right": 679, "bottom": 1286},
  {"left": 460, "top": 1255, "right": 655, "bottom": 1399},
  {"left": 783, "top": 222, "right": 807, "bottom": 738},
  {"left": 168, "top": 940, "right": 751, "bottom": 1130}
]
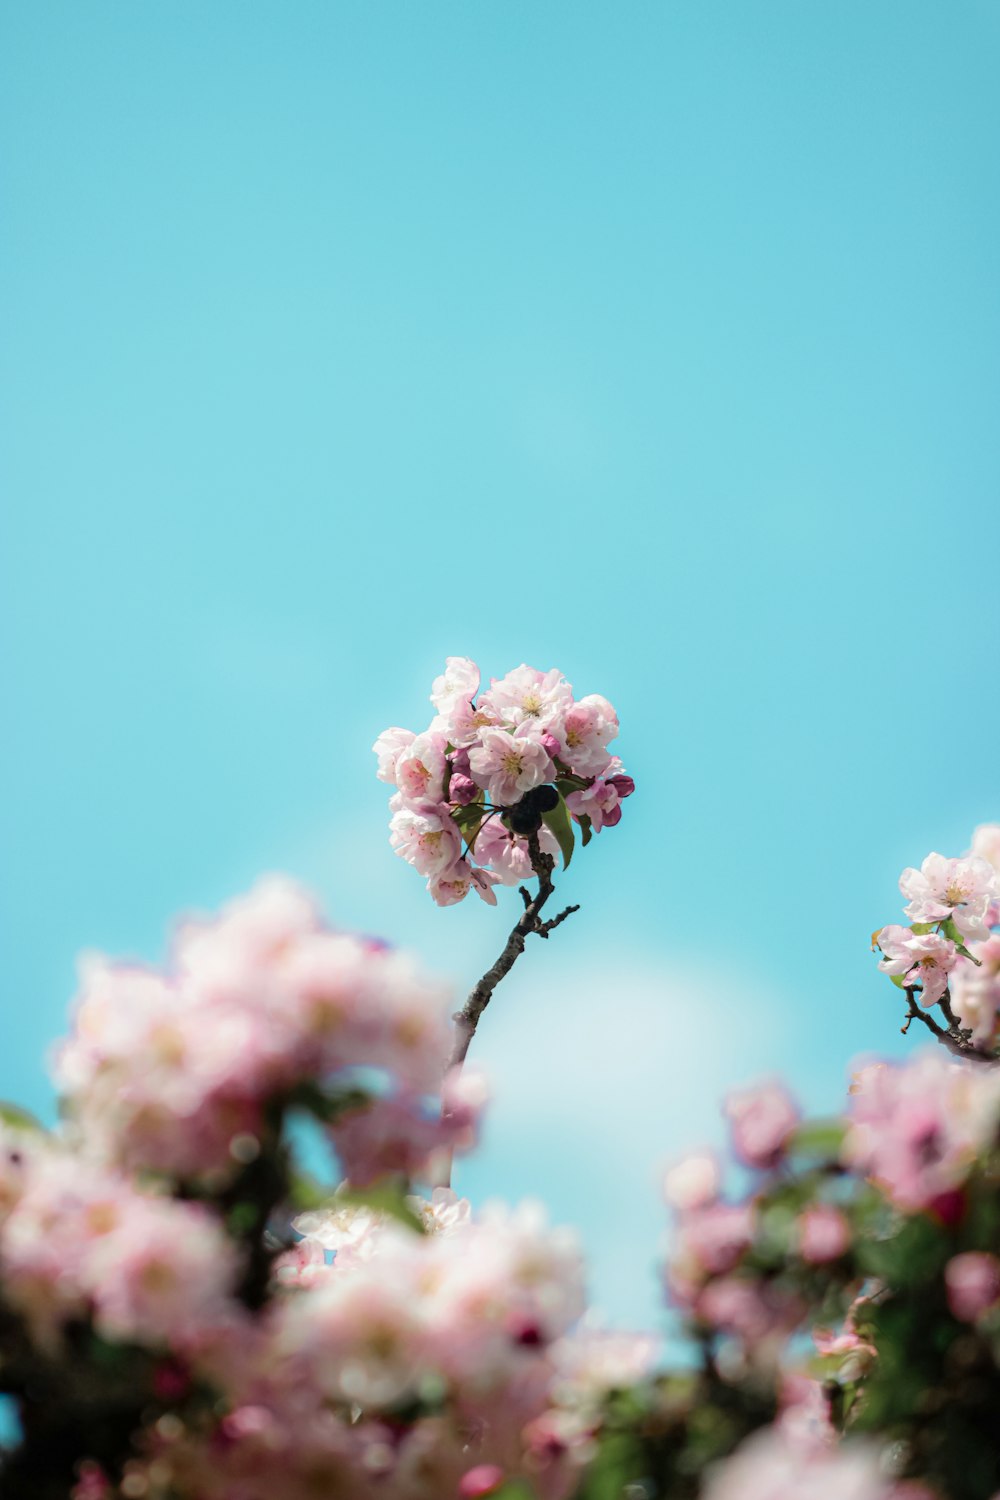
[
  {"left": 798, "top": 1205, "right": 850, "bottom": 1264},
  {"left": 945, "top": 1252, "right": 1000, "bottom": 1322},
  {"left": 950, "top": 934, "right": 1000, "bottom": 1047},
  {"left": 702, "top": 1426, "right": 895, "bottom": 1500},
  {"left": 843, "top": 1053, "right": 1000, "bottom": 1213},
  {"left": 899, "top": 852, "right": 999, "bottom": 941},
  {"left": 480, "top": 664, "right": 573, "bottom": 731},
  {"left": 389, "top": 805, "right": 463, "bottom": 877},
  {"left": 876, "top": 925, "right": 958, "bottom": 1007},
  {"left": 372, "top": 726, "right": 415, "bottom": 785},
  {"left": 724, "top": 1080, "right": 799, "bottom": 1168},
  {"left": 393, "top": 731, "right": 449, "bottom": 804},
  {"left": 564, "top": 762, "right": 635, "bottom": 832},
  {"left": 430, "top": 655, "right": 480, "bottom": 712},
  {"left": 663, "top": 1149, "right": 721, "bottom": 1211},
  {"left": 558, "top": 696, "right": 618, "bottom": 777},
  {"left": 468, "top": 725, "right": 554, "bottom": 807}
]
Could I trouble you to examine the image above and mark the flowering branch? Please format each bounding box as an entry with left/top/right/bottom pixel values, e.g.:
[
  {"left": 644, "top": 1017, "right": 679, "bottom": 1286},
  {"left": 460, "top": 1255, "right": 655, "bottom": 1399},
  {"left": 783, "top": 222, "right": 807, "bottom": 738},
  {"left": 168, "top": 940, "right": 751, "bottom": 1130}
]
[{"left": 447, "top": 833, "right": 579, "bottom": 1073}]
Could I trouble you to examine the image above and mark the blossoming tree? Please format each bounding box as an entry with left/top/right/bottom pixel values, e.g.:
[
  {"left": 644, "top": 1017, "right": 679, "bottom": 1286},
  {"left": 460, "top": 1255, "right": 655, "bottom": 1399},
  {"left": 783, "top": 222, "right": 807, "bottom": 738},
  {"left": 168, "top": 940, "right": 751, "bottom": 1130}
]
[{"left": 1, "top": 658, "right": 999, "bottom": 1500}]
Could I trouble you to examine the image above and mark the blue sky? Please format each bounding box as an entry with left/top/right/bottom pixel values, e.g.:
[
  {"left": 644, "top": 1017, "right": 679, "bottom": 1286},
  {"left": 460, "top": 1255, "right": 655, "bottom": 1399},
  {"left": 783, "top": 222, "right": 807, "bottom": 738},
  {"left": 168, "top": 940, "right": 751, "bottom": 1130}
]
[{"left": 1, "top": 2, "right": 998, "bottom": 1329}]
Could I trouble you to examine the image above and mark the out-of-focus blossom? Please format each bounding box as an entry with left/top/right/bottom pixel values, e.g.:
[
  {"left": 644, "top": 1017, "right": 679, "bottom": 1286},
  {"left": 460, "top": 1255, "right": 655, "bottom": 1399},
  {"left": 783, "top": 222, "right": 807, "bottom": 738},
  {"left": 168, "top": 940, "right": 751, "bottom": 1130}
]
[
  {"left": 945, "top": 1252, "right": 1000, "bottom": 1322},
  {"left": 724, "top": 1080, "right": 799, "bottom": 1168}
]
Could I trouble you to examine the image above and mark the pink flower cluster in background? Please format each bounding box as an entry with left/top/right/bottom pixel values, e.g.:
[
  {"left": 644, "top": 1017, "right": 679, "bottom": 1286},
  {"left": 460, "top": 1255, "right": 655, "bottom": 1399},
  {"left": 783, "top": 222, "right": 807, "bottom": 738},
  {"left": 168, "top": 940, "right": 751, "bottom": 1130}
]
[
  {"left": 374, "top": 659, "right": 634, "bottom": 905},
  {"left": 873, "top": 827, "right": 1000, "bottom": 1047},
  {"left": 54, "top": 877, "right": 481, "bottom": 1187}
]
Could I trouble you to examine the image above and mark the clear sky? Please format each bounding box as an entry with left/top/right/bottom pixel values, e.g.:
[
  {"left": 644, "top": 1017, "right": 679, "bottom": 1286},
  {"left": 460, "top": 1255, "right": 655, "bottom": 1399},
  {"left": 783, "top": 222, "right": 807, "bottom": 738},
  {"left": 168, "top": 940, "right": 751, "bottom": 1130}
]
[{"left": 2, "top": 2, "right": 998, "bottom": 1330}]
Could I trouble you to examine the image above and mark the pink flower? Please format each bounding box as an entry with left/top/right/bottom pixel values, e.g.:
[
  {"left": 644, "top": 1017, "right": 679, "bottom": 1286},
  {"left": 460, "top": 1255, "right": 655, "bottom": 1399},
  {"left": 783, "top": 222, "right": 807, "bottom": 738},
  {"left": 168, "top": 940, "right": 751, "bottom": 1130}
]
[
  {"left": 971, "top": 823, "right": 1000, "bottom": 875},
  {"left": 798, "top": 1206, "right": 850, "bottom": 1264},
  {"left": 430, "top": 656, "right": 480, "bottom": 713},
  {"left": 724, "top": 1080, "right": 799, "bottom": 1169},
  {"left": 480, "top": 664, "right": 574, "bottom": 730},
  {"left": 702, "top": 1426, "right": 894, "bottom": 1500},
  {"left": 945, "top": 1252, "right": 1000, "bottom": 1321},
  {"left": 843, "top": 1054, "right": 1000, "bottom": 1213},
  {"left": 899, "top": 852, "right": 999, "bottom": 942},
  {"left": 468, "top": 725, "right": 554, "bottom": 807},
  {"left": 951, "top": 934, "right": 1000, "bottom": 1046},
  {"left": 390, "top": 806, "right": 463, "bottom": 877},
  {"left": 565, "top": 760, "right": 634, "bottom": 832},
  {"left": 663, "top": 1150, "right": 721, "bottom": 1211},
  {"left": 559, "top": 696, "right": 619, "bottom": 777},
  {"left": 876, "top": 925, "right": 959, "bottom": 1007},
  {"left": 394, "top": 732, "right": 449, "bottom": 804},
  {"left": 427, "top": 863, "right": 499, "bottom": 907},
  {"left": 372, "top": 726, "right": 415, "bottom": 785},
  {"left": 459, "top": 1465, "right": 506, "bottom": 1498}
]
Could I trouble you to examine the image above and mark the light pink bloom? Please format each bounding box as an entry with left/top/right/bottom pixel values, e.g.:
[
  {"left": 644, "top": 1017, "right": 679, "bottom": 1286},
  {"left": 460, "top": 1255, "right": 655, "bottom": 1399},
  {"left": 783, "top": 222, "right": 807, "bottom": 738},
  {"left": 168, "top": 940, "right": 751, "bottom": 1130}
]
[
  {"left": 394, "top": 732, "right": 449, "bottom": 804},
  {"left": 559, "top": 696, "right": 619, "bottom": 777},
  {"left": 468, "top": 725, "right": 554, "bottom": 807},
  {"left": 798, "top": 1205, "right": 850, "bottom": 1264},
  {"left": 844, "top": 1053, "right": 1000, "bottom": 1213},
  {"left": 702, "top": 1425, "right": 893, "bottom": 1500},
  {"left": 971, "top": 822, "right": 1000, "bottom": 875},
  {"left": 427, "top": 863, "right": 499, "bottom": 907},
  {"left": 473, "top": 819, "right": 559, "bottom": 886},
  {"left": 430, "top": 656, "right": 480, "bottom": 712},
  {"left": 481, "top": 664, "right": 574, "bottom": 730},
  {"left": 724, "top": 1080, "right": 799, "bottom": 1168},
  {"left": 663, "top": 1150, "right": 721, "bottom": 1212},
  {"left": 390, "top": 806, "right": 463, "bottom": 877},
  {"left": 899, "top": 852, "right": 999, "bottom": 942},
  {"left": 565, "top": 761, "right": 634, "bottom": 832},
  {"left": 459, "top": 1465, "right": 506, "bottom": 1498},
  {"left": 945, "top": 1251, "right": 1000, "bottom": 1321},
  {"left": 951, "top": 935, "right": 1000, "bottom": 1046},
  {"left": 372, "top": 726, "right": 416, "bottom": 785},
  {"left": 876, "top": 925, "right": 959, "bottom": 1007}
]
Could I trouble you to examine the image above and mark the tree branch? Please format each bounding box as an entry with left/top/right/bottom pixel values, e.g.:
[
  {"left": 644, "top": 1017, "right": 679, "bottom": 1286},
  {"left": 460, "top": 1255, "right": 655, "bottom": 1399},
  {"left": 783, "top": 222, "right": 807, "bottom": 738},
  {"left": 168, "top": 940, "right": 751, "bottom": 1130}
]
[{"left": 447, "top": 834, "right": 578, "bottom": 1073}]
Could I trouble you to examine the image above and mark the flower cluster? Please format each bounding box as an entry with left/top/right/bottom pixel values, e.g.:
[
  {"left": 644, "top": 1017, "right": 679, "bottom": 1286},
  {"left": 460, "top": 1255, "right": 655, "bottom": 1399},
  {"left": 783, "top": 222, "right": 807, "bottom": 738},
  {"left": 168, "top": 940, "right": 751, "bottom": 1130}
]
[
  {"left": 374, "top": 659, "right": 634, "bottom": 905},
  {"left": 873, "top": 827, "right": 1000, "bottom": 1052},
  {"left": 54, "top": 877, "right": 480, "bottom": 1187}
]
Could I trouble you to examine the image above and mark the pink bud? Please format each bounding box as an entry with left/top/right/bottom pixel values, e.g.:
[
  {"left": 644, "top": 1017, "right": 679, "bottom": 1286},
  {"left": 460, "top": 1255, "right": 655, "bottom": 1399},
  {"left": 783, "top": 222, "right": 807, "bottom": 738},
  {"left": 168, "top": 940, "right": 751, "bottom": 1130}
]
[
  {"left": 945, "top": 1252, "right": 1000, "bottom": 1321},
  {"left": 459, "top": 1465, "right": 506, "bottom": 1499},
  {"left": 540, "top": 731, "right": 561, "bottom": 758},
  {"left": 606, "top": 773, "right": 635, "bottom": 798},
  {"left": 451, "top": 748, "right": 472, "bottom": 776},
  {"left": 449, "top": 774, "right": 477, "bottom": 806}
]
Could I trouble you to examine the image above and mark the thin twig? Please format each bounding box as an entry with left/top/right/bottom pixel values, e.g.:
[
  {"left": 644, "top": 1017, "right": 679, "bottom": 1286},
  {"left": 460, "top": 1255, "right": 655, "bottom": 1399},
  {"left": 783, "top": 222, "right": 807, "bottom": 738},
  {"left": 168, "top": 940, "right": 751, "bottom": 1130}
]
[
  {"left": 437, "top": 834, "right": 580, "bottom": 1187},
  {"left": 447, "top": 833, "right": 571, "bottom": 1072}
]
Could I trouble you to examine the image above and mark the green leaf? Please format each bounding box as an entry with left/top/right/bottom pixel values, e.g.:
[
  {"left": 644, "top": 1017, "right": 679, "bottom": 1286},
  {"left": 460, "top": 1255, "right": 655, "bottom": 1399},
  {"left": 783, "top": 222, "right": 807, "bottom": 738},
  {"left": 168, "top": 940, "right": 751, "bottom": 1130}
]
[
  {"left": 542, "top": 793, "right": 575, "bottom": 869},
  {"left": 450, "top": 803, "right": 484, "bottom": 828},
  {"left": 336, "top": 1181, "right": 425, "bottom": 1234},
  {"left": 555, "top": 773, "right": 590, "bottom": 796},
  {"left": 0, "top": 1102, "right": 46, "bottom": 1134},
  {"left": 889, "top": 973, "right": 906, "bottom": 989},
  {"left": 578, "top": 813, "right": 593, "bottom": 847},
  {"left": 289, "top": 1171, "right": 330, "bottom": 1212},
  {"left": 909, "top": 922, "right": 935, "bottom": 936},
  {"left": 788, "top": 1119, "right": 847, "bottom": 1159}
]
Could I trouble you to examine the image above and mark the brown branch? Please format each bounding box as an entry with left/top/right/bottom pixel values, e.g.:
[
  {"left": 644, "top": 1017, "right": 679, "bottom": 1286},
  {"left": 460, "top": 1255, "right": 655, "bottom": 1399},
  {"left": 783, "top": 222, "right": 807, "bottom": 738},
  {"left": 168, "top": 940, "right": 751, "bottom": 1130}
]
[
  {"left": 447, "top": 833, "right": 577, "bottom": 1073},
  {"left": 434, "top": 834, "right": 581, "bottom": 1189},
  {"left": 901, "top": 988, "right": 997, "bottom": 1065}
]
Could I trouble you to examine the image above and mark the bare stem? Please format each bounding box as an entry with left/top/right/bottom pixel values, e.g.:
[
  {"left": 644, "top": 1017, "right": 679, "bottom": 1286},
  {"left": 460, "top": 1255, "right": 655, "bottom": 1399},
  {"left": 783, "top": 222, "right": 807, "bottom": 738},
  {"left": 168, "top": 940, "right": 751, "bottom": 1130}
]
[{"left": 437, "top": 834, "right": 580, "bottom": 1186}]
